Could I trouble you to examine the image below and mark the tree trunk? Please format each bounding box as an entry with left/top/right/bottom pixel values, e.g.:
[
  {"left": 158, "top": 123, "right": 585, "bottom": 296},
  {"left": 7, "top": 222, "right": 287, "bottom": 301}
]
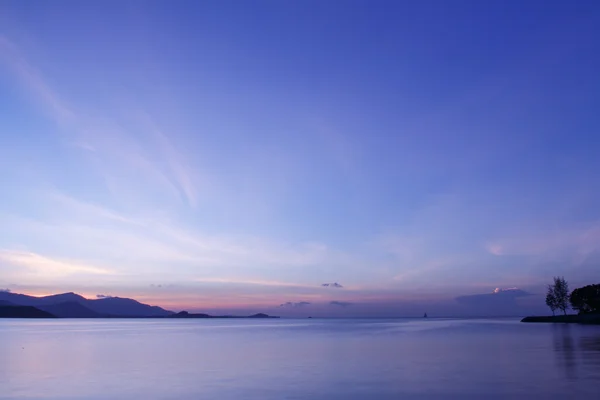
[
  {"left": 552, "top": 310, "right": 555, "bottom": 316},
  {"left": 563, "top": 308, "right": 567, "bottom": 316}
]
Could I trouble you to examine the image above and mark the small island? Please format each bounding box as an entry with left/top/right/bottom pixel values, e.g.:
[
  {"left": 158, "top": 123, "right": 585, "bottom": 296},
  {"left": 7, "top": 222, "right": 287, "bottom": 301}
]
[
  {"left": 170, "top": 311, "right": 279, "bottom": 319},
  {"left": 521, "top": 278, "right": 600, "bottom": 325}
]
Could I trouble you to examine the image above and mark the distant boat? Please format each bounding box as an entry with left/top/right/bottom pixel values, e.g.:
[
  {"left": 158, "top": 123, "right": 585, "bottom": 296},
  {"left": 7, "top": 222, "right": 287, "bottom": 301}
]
[{"left": 424, "top": 312, "right": 428, "bottom": 318}]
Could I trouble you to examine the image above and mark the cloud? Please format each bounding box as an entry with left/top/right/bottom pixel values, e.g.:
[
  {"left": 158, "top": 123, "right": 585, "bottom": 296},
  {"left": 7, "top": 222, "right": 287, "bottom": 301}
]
[
  {"left": 139, "top": 113, "right": 199, "bottom": 207},
  {"left": 330, "top": 301, "right": 353, "bottom": 307},
  {"left": 0, "top": 36, "right": 200, "bottom": 208},
  {"left": 492, "top": 287, "right": 520, "bottom": 294},
  {"left": 0, "top": 288, "right": 10, "bottom": 293},
  {"left": 455, "top": 289, "right": 532, "bottom": 308},
  {"left": 485, "top": 224, "right": 600, "bottom": 263},
  {"left": 279, "top": 301, "right": 311, "bottom": 308},
  {"left": 96, "top": 294, "right": 114, "bottom": 299},
  {"left": 0, "top": 250, "right": 112, "bottom": 277},
  {"left": 5, "top": 192, "right": 359, "bottom": 282},
  {"left": 322, "top": 282, "right": 343, "bottom": 288},
  {"left": 196, "top": 277, "right": 313, "bottom": 288},
  {"left": 0, "top": 36, "right": 75, "bottom": 123}
]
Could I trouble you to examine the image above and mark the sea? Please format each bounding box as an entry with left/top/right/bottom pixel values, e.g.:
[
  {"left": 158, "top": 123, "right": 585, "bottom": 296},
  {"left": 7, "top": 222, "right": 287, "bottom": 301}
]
[{"left": 1, "top": 318, "right": 599, "bottom": 399}]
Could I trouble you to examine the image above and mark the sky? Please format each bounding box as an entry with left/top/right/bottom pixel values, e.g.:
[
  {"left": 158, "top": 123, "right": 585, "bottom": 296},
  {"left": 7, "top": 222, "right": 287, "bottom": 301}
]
[{"left": 1, "top": 1, "right": 600, "bottom": 317}]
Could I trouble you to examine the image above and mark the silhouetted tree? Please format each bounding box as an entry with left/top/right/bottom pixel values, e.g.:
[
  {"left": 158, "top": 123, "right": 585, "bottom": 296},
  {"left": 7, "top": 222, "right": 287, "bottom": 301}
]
[
  {"left": 551, "top": 277, "right": 570, "bottom": 316},
  {"left": 546, "top": 286, "right": 557, "bottom": 316},
  {"left": 569, "top": 284, "right": 600, "bottom": 314}
]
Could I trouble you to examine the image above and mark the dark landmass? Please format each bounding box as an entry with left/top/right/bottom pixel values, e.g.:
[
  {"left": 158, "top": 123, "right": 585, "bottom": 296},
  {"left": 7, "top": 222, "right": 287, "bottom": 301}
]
[
  {"left": 248, "top": 313, "right": 278, "bottom": 318},
  {"left": 0, "top": 291, "right": 173, "bottom": 318},
  {"left": 170, "top": 311, "right": 279, "bottom": 319},
  {"left": 0, "top": 305, "right": 56, "bottom": 318},
  {"left": 521, "top": 314, "right": 600, "bottom": 325},
  {"left": 0, "top": 291, "right": 279, "bottom": 319},
  {"left": 171, "top": 311, "right": 211, "bottom": 318},
  {"left": 38, "top": 301, "right": 104, "bottom": 318},
  {"left": 87, "top": 296, "right": 173, "bottom": 317}
]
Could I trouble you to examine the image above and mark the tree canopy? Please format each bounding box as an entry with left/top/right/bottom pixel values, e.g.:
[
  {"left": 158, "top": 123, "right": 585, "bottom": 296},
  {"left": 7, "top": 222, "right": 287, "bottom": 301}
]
[
  {"left": 545, "top": 286, "right": 557, "bottom": 316},
  {"left": 547, "top": 277, "right": 569, "bottom": 316},
  {"left": 570, "top": 284, "right": 600, "bottom": 314}
]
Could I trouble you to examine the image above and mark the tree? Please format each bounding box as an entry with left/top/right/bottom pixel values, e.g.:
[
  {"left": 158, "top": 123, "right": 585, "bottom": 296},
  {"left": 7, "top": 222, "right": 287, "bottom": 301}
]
[
  {"left": 545, "top": 286, "right": 557, "bottom": 316},
  {"left": 551, "top": 276, "right": 570, "bottom": 316},
  {"left": 570, "top": 284, "right": 600, "bottom": 314}
]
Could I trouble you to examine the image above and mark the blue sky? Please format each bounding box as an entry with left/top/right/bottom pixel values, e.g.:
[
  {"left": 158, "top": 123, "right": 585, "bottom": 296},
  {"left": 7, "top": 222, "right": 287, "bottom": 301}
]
[{"left": 1, "top": 1, "right": 599, "bottom": 316}]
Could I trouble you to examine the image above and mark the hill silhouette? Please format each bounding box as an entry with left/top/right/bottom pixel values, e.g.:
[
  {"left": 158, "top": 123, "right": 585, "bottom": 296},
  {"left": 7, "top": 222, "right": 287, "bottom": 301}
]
[
  {"left": 170, "top": 311, "right": 279, "bottom": 319},
  {"left": 86, "top": 296, "right": 173, "bottom": 317},
  {"left": 38, "top": 301, "right": 103, "bottom": 318},
  {"left": 0, "top": 291, "right": 173, "bottom": 318},
  {"left": 0, "top": 305, "right": 56, "bottom": 318},
  {"left": 0, "top": 291, "right": 279, "bottom": 319}
]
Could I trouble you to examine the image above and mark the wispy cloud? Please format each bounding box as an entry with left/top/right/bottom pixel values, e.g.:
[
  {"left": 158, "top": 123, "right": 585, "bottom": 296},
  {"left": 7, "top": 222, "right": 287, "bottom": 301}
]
[
  {"left": 2, "top": 190, "right": 367, "bottom": 290},
  {"left": 322, "top": 282, "right": 343, "bottom": 288},
  {"left": 195, "top": 277, "right": 313, "bottom": 288},
  {"left": 0, "top": 35, "right": 199, "bottom": 209},
  {"left": 279, "top": 301, "right": 311, "bottom": 307},
  {"left": 0, "top": 35, "right": 75, "bottom": 124},
  {"left": 330, "top": 301, "right": 353, "bottom": 307},
  {"left": 486, "top": 224, "right": 600, "bottom": 257},
  {"left": 0, "top": 35, "right": 391, "bottom": 303},
  {"left": 0, "top": 250, "right": 112, "bottom": 277},
  {"left": 138, "top": 112, "right": 199, "bottom": 207}
]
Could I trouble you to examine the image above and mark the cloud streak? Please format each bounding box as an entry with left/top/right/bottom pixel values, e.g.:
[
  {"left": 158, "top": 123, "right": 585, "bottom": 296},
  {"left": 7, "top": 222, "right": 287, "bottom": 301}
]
[
  {"left": 0, "top": 250, "right": 112, "bottom": 277},
  {"left": 0, "top": 35, "right": 200, "bottom": 209},
  {"left": 279, "top": 301, "right": 311, "bottom": 308},
  {"left": 0, "top": 35, "right": 75, "bottom": 124},
  {"left": 194, "top": 278, "right": 314, "bottom": 288},
  {"left": 330, "top": 301, "right": 353, "bottom": 307}
]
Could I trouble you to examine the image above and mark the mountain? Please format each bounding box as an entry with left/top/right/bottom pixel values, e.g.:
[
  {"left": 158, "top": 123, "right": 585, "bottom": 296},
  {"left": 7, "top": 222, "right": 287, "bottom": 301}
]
[
  {"left": 85, "top": 297, "right": 173, "bottom": 317},
  {"left": 38, "top": 301, "right": 102, "bottom": 318},
  {"left": 0, "top": 300, "right": 14, "bottom": 306},
  {"left": 37, "top": 292, "right": 88, "bottom": 305},
  {"left": 248, "top": 313, "right": 279, "bottom": 318},
  {"left": 0, "top": 291, "right": 173, "bottom": 318},
  {"left": 0, "top": 305, "right": 56, "bottom": 318},
  {"left": 0, "top": 291, "right": 86, "bottom": 306}
]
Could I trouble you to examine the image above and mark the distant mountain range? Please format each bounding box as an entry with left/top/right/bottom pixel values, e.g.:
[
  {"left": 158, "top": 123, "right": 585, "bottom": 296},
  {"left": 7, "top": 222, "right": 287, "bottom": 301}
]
[
  {"left": 0, "top": 291, "right": 278, "bottom": 319},
  {"left": 0, "top": 291, "right": 173, "bottom": 318}
]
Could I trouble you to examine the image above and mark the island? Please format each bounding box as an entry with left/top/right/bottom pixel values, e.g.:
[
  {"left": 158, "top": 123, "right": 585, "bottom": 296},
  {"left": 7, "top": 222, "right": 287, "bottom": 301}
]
[
  {"left": 0, "top": 291, "right": 279, "bottom": 319},
  {"left": 170, "top": 311, "right": 279, "bottom": 319},
  {"left": 521, "top": 279, "right": 600, "bottom": 325}
]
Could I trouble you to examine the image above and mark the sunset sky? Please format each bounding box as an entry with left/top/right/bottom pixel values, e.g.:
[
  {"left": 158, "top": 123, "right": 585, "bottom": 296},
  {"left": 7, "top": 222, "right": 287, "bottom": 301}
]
[{"left": 1, "top": 1, "right": 599, "bottom": 316}]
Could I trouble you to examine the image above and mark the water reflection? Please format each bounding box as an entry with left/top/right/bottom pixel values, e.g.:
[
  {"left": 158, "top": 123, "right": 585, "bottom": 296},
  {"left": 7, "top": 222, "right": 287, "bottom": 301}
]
[
  {"left": 2, "top": 319, "right": 600, "bottom": 399},
  {"left": 553, "top": 324, "right": 600, "bottom": 382},
  {"left": 579, "top": 335, "right": 600, "bottom": 353},
  {"left": 579, "top": 333, "right": 600, "bottom": 379},
  {"left": 553, "top": 324, "right": 577, "bottom": 381}
]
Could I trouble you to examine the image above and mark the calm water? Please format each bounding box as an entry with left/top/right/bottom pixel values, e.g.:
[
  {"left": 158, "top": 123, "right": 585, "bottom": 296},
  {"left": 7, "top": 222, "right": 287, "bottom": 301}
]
[{"left": 1, "top": 318, "right": 599, "bottom": 399}]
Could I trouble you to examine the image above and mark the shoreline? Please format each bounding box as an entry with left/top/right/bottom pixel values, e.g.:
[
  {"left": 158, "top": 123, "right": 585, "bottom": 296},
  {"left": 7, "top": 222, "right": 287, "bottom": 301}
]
[{"left": 521, "top": 314, "right": 600, "bottom": 325}]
